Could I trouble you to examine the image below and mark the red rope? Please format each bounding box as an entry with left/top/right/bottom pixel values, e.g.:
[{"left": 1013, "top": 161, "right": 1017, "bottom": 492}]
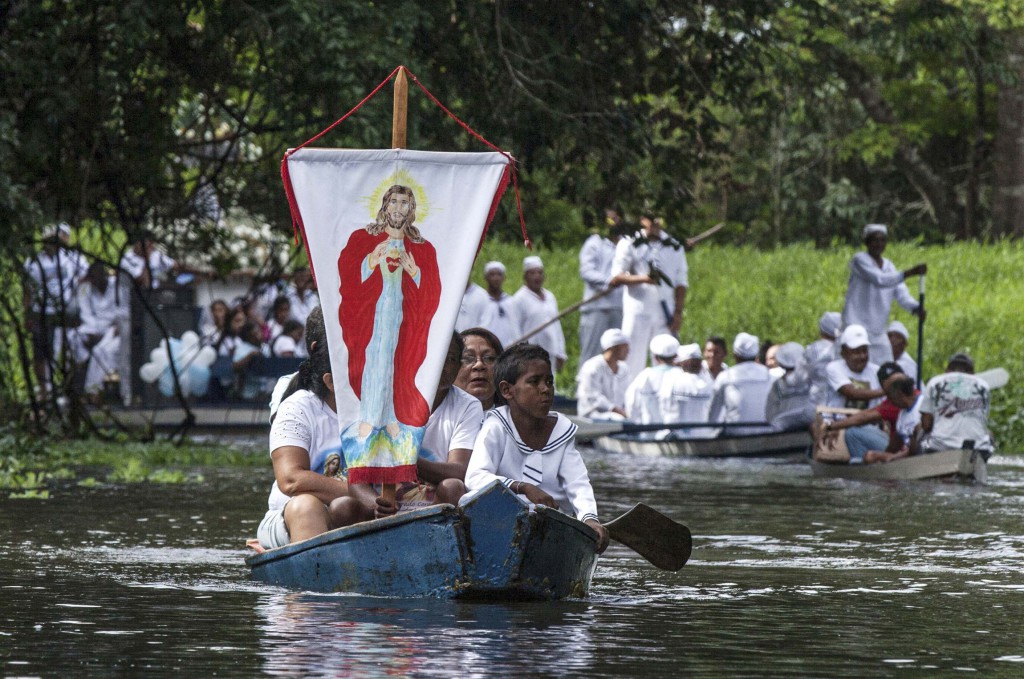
[{"left": 280, "top": 65, "right": 531, "bottom": 252}]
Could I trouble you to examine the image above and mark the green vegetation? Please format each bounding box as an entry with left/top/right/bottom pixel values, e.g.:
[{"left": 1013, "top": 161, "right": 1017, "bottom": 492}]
[
  {"left": 473, "top": 238, "right": 1024, "bottom": 451},
  {"left": 0, "top": 424, "right": 261, "bottom": 499}
]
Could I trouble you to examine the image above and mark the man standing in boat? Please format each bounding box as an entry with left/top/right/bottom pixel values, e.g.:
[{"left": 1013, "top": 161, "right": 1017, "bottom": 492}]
[
  {"left": 842, "top": 223, "right": 926, "bottom": 365},
  {"left": 577, "top": 210, "right": 624, "bottom": 363}
]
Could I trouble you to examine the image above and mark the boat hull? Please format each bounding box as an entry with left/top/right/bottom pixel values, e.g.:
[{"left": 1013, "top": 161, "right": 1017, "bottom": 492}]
[
  {"left": 594, "top": 429, "right": 811, "bottom": 458},
  {"left": 810, "top": 448, "right": 987, "bottom": 482},
  {"left": 245, "top": 482, "right": 599, "bottom": 599}
]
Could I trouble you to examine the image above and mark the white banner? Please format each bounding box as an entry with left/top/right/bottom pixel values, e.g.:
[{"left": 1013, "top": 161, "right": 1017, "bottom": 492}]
[{"left": 285, "top": 148, "right": 510, "bottom": 483}]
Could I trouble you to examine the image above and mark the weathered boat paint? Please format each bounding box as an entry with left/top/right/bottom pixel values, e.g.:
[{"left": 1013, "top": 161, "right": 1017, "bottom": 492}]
[
  {"left": 461, "top": 481, "right": 598, "bottom": 599},
  {"left": 809, "top": 448, "right": 987, "bottom": 483},
  {"left": 245, "top": 481, "right": 599, "bottom": 599}
]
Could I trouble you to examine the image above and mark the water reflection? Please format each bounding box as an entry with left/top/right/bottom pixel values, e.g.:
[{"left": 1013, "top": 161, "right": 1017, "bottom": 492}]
[{"left": 256, "top": 593, "right": 596, "bottom": 677}]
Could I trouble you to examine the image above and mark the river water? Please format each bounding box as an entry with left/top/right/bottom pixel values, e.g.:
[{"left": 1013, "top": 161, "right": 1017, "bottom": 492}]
[{"left": 3, "top": 447, "right": 1024, "bottom": 677}]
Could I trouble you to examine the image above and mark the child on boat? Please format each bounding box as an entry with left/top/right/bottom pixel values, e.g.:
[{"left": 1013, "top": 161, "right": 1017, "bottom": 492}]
[{"left": 464, "top": 343, "right": 610, "bottom": 553}]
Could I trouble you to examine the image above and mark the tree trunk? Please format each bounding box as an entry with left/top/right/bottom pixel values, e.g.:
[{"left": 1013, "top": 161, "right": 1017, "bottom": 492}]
[{"left": 992, "top": 29, "right": 1024, "bottom": 239}]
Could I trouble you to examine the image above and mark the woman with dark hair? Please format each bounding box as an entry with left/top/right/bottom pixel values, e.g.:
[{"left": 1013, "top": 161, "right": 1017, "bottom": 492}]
[
  {"left": 256, "top": 307, "right": 348, "bottom": 549},
  {"left": 454, "top": 327, "right": 504, "bottom": 411}
]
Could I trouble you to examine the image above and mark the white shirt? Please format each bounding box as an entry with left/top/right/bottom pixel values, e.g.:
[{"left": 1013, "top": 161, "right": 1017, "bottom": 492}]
[
  {"left": 420, "top": 386, "right": 484, "bottom": 462},
  {"left": 266, "top": 390, "right": 341, "bottom": 511},
  {"left": 804, "top": 338, "right": 836, "bottom": 406},
  {"left": 24, "top": 248, "right": 88, "bottom": 313},
  {"left": 575, "top": 354, "right": 631, "bottom": 418},
  {"left": 765, "top": 369, "right": 814, "bottom": 432},
  {"left": 269, "top": 334, "right": 298, "bottom": 357},
  {"left": 466, "top": 407, "right": 598, "bottom": 523},
  {"left": 286, "top": 285, "right": 320, "bottom": 326},
  {"left": 456, "top": 283, "right": 491, "bottom": 332},
  {"left": 119, "top": 248, "right": 176, "bottom": 288},
  {"left": 511, "top": 286, "right": 566, "bottom": 361},
  {"left": 480, "top": 291, "right": 523, "bottom": 349},
  {"left": 77, "top": 276, "right": 129, "bottom": 336},
  {"left": 699, "top": 361, "right": 728, "bottom": 386},
  {"left": 578, "top": 234, "right": 622, "bottom": 312},
  {"left": 824, "top": 358, "right": 882, "bottom": 409},
  {"left": 659, "top": 370, "right": 713, "bottom": 424},
  {"left": 895, "top": 394, "right": 923, "bottom": 449},
  {"left": 625, "top": 364, "right": 679, "bottom": 424},
  {"left": 708, "top": 361, "right": 773, "bottom": 431},
  {"left": 611, "top": 229, "right": 688, "bottom": 319},
  {"left": 842, "top": 252, "right": 919, "bottom": 337},
  {"left": 919, "top": 372, "right": 993, "bottom": 452},
  {"left": 895, "top": 352, "right": 919, "bottom": 383}
]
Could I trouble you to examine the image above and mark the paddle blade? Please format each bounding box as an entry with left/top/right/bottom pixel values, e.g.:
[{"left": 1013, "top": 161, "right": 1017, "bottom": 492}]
[
  {"left": 604, "top": 503, "right": 692, "bottom": 571},
  {"left": 976, "top": 367, "right": 1008, "bottom": 390}
]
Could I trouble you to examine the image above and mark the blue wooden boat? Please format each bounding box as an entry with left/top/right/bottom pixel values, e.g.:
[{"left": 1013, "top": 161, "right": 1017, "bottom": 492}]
[{"left": 245, "top": 481, "right": 599, "bottom": 599}]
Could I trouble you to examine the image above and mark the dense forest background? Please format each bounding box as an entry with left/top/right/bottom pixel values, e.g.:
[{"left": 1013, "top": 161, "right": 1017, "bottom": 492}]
[{"left": 2, "top": 1, "right": 1024, "bottom": 428}]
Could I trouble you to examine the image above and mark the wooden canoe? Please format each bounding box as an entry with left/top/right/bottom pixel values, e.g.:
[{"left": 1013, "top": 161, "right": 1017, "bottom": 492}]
[
  {"left": 809, "top": 448, "right": 988, "bottom": 483},
  {"left": 593, "top": 428, "right": 812, "bottom": 458},
  {"left": 245, "top": 481, "right": 598, "bottom": 599}
]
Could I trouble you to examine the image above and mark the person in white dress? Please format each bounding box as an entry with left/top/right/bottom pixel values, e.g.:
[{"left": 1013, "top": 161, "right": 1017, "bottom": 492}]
[
  {"left": 610, "top": 216, "right": 688, "bottom": 378},
  {"left": 659, "top": 342, "right": 714, "bottom": 435},
  {"left": 707, "top": 332, "right": 774, "bottom": 434},
  {"left": 625, "top": 334, "right": 681, "bottom": 424},
  {"left": 842, "top": 223, "right": 926, "bottom": 364},
  {"left": 577, "top": 216, "right": 624, "bottom": 362},
  {"left": 478, "top": 261, "right": 522, "bottom": 349},
  {"left": 765, "top": 341, "right": 814, "bottom": 432},
  {"left": 575, "top": 328, "right": 631, "bottom": 421},
  {"left": 511, "top": 256, "right": 566, "bottom": 372},
  {"left": 887, "top": 320, "right": 918, "bottom": 384},
  {"left": 68, "top": 263, "right": 129, "bottom": 397},
  {"left": 805, "top": 311, "right": 841, "bottom": 407},
  {"left": 456, "top": 280, "right": 490, "bottom": 332}
]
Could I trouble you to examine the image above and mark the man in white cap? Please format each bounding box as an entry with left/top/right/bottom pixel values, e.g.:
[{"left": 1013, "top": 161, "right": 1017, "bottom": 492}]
[
  {"left": 478, "top": 261, "right": 522, "bottom": 348},
  {"left": 842, "top": 223, "right": 926, "bottom": 364},
  {"left": 823, "top": 324, "right": 884, "bottom": 410},
  {"left": 707, "top": 332, "right": 773, "bottom": 433},
  {"left": 610, "top": 215, "right": 688, "bottom": 378},
  {"left": 659, "top": 342, "right": 714, "bottom": 430},
  {"left": 805, "top": 311, "right": 842, "bottom": 407},
  {"left": 575, "top": 328, "right": 631, "bottom": 421},
  {"left": 765, "top": 341, "right": 814, "bottom": 432},
  {"left": 625, "top": 333, "right": 681, "bottom": 424},
  {"left": 456, "top": 278, "right": 490, "bottom": 333},
  {"left": 512, "top": 255, "right": 567, "bottom": 372},
  {"left": 578, "top": 213, "right": 624, "bottom": 363},
  {"left": 886, "top": 320, "right": 917, "bottom": 383}
]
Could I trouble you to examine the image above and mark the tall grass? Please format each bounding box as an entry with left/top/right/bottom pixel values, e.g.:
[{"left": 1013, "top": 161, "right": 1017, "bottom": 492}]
[{"left": 473, "top": 237, "right": 1024, "bottom": 452}]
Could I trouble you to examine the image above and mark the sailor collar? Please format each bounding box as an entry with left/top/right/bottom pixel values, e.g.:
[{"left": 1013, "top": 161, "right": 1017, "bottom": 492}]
[{"left": 490, "top": 407, "right": 578, "bottom": 455}]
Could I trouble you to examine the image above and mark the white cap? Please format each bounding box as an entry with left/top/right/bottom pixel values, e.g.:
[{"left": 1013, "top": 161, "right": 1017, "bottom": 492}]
[
  {"left": 775, "top": 341, "right": 804, "bottom": 370},
  {"left": 676, "top": 343, "right": 702, "bottom": 362},
  {"left": 484, "top": 261, "right": 505, "bottom": 275},
  {"left": 863, "top": 223, "right": 888, "bottom": 240},
  {"left": 839, "top": 324, "right": 870, "bottom": 349},
  {"left": 887, "top": 320, "right": 909, "bottom": 340},
  {"left": 818, "top": 311, "right": 842, "bottom": 337},
  {"left": 523, "top": 255, "right": 544, "bottom": 272},
  {"left": 600, "top": 328, "right": 629, "bottom": 351},
  {"left": 733, "top": 332, "right": 759, "bottom": 360},
  {"left": 649, "top": 334, "right": 681, "bottom": 359}
]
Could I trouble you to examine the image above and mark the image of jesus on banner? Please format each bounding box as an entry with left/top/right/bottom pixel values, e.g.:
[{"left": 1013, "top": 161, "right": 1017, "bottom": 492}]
[{"left": 337, "top": 185, "right": 441, "bottom": 480}]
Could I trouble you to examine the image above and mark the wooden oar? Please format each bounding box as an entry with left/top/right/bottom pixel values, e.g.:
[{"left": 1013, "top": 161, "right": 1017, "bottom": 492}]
[
  {"left": 976, "top": 367, "right": 1008, "bottom": 390},
  {"left": 604, "top": 503, "right": 692, "bottom": 571},
  {"left": 512, "top": 222, "right": 725, "bottom": 345}
]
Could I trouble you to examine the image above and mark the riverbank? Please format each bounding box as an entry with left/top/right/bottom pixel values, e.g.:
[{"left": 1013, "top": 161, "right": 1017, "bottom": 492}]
[{"left": 475, "top": 238, "right": 1023, "bottom": 449}]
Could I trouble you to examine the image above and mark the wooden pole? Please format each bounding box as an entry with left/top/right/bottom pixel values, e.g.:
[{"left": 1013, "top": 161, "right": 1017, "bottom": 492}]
[{"left": 381, "top": 65, "right": 409, "bottom": 508}]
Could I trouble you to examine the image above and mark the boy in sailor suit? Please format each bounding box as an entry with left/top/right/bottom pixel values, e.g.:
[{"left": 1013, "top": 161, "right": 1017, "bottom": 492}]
[{"left": 465, "top": 343, "right": 609, "bottom": 553}]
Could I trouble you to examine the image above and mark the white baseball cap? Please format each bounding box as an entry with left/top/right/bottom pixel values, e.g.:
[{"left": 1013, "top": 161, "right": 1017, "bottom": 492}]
[{"left": 840, "top": 324, "right": 870, "bottom": 349}]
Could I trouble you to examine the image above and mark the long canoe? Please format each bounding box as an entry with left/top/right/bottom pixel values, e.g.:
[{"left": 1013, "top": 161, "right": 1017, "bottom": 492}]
[
  {"left": 593, "top": 428, "right": 812, "bottom": 458},
  {"left": 246, "top": 481, "right": 598, "bottom": 599},
  {"left": 809, "top": 448, "right": 988, "bottom": 483}
]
